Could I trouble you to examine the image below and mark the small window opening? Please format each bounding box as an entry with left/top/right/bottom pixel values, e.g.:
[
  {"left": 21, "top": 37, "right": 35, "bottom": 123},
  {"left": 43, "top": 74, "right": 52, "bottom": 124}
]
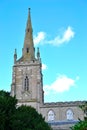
[
  {"left": 27, "top": 29, "right": 29, "bottom": 32},
  {"left": 26, "top": 48, "right": 29, "bottom": 53}
]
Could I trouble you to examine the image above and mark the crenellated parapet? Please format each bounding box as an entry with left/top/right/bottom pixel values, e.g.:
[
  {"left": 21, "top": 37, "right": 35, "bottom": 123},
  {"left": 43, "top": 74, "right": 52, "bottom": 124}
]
[{"left": 42, "top": 101, "right": 86, "bottom": 107}]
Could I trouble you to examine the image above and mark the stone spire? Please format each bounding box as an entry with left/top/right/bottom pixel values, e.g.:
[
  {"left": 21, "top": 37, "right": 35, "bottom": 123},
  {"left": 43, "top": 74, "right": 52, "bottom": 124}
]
[{"left": 23, "top": 8, "right": 35, "bottom": 61}]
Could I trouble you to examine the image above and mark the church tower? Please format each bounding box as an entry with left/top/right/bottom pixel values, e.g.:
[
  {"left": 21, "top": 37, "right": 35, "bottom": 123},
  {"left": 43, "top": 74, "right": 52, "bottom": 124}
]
[
  {"left": 11, "top": 8, "right": 44, "bottom": 111},
  {"left": 10, "top": 9, "right": 85, "bottom": 129}
]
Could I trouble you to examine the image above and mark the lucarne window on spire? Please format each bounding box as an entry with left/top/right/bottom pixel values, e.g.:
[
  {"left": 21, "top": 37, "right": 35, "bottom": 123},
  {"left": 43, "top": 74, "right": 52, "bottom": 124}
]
[
  {"left": 27, "top": 28, "right": 29, "bottom": 32},
  {"left": 26, "top": 48, "right": 29, "bottom": 53}
]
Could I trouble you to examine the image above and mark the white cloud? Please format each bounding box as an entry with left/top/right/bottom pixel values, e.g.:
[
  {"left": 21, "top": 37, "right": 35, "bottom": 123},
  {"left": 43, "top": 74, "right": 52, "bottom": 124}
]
[
  {"left": 42, "top": 63, "right": 47, "bottom": 70},
  {"left": 48, "top": 26, "right": 75, "bottom": 46},
  {"left": 34, "top": 26, "right": 75, "bottom": 46},
  {"left": 76, "top": 76, "right": 80, "bottom": 80},
  {"left": 63, "top": 26, "right": 75, "bottom": 42},
  {"left": 51, "top": 75, "right": 75, "bottom": 92},
  {"left": 34, "top": 32, "right": 46, "bottom": 45},
  {"left": 43, "top": 74, "right": 79, "bottom": 95}
]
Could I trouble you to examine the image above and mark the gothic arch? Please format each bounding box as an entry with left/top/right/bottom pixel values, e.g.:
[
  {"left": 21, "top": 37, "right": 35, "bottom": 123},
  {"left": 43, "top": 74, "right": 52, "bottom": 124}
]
[
  {"left": 24, "top": 75, "right": 29, "bottom": 91},
  {"left": 66, "top": 108, "right": 74, "bottom": 120},
  {"left": 22, "top": 73, "right": 29, "bottom": 91},
  {"left": 47, "top": 109, "right": 55, "bottom": 121}
]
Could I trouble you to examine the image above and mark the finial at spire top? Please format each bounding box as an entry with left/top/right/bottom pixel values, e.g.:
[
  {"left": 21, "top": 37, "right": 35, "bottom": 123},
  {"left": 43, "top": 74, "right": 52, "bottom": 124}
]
[
  {"left": 15, "top": 48, "right": 17, "bottom": 54},
  {"left": 28, "top": 8, "right": 31, "bottom": 12}
]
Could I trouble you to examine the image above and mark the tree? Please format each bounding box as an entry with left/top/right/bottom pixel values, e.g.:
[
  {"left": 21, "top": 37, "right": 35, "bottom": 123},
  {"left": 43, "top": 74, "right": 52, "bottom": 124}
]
[
  {"left": 0, "top": 90, "right": 17, "bottom": 130},
  {"left": 71, "top": 120, "right": 87, "bottom": 130},
  {"left": 79, "top": 102, "right": 87, "bottom": 120},
  {"left": 0, "top": 90, "right": 52, "bottom": 130},
  {"left": 10, "top": 105, "right": 52, "bottom": 130},
  {"left": 70, "top": 102, "right": 87, "bottom": 130}
]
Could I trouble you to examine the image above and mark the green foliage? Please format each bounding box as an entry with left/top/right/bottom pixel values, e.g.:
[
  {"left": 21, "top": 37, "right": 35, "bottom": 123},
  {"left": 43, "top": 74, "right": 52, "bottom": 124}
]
[
  {"left": 79, "top": 102, "right": 87, "bottom": 121},
  {"left": 10, "top": 105, "right": 52, "bottom": 130},
  {"left": 71, "top": 102, "right": 87, "bottom": 130},
  {"left": 0, "top": 90, "right": 52, "bottom": 130},
  {"left": 79, "top": 102, "right": 87, "bottom": 113},
  {"left": 71, "top": 120, "right": 87, "bottom": 130},
  {"left": 0, "top": 90, "right": 17, "bottom": 130}
]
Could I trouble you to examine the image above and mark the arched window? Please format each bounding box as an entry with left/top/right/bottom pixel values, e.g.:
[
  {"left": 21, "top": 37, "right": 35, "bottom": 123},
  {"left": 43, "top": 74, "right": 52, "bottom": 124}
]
[
  {"left": 24, "top": 76, "right": 29, "bottom": 91},
  {"left": 66, "top": 109, "right": 73, "bottom": 120},
  {"left": 48, "top": 110, "right": 55, "bottom": 121}
]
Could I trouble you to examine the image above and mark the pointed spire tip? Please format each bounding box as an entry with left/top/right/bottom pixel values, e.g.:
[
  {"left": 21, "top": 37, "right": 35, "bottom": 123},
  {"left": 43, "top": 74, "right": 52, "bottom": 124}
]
[{"left": 28, "top": 8, "right": 31, "bottom": 11}]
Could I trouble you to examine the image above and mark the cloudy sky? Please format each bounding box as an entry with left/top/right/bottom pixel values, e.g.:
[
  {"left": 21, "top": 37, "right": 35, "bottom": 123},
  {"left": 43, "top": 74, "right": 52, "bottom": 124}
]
[{"left": 0, "top": 0, "right": 87, "bottom": 102}]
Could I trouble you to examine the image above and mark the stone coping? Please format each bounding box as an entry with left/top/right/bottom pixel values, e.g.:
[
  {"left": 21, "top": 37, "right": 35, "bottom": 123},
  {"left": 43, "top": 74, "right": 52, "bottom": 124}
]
[
  {"left": 40, "top": 101, "right": 86, "bottom": 107},
  {"left": 48, "top": 120, "right": 78, "bottom": 126}
]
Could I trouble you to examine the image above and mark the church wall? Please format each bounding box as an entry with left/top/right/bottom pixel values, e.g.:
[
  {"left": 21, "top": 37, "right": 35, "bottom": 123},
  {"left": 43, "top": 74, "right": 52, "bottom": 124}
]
[
  {"left": 40, "top": 103, "right": 84, "bottom": 129},
  {"left": 40, "top": 103, "right": 84, "bottom": 122},
  {"left": 17, "top": 101, "right": 40, "bottom": 111}
]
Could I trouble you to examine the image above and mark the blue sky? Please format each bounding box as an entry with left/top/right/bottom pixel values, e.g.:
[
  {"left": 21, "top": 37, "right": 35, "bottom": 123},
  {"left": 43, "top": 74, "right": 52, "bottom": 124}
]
[{"left": 0, "top": 0, "right": 87, "bottom": 102}]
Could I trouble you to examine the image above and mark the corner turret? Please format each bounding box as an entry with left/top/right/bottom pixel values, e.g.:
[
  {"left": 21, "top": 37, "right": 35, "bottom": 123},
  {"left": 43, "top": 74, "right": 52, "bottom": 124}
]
[
  {"left": 14, "top": 49, "right": 17, "bottom": 64},
  {"left": 37, "top": 47, "right": 40, "bottom": 61}
]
